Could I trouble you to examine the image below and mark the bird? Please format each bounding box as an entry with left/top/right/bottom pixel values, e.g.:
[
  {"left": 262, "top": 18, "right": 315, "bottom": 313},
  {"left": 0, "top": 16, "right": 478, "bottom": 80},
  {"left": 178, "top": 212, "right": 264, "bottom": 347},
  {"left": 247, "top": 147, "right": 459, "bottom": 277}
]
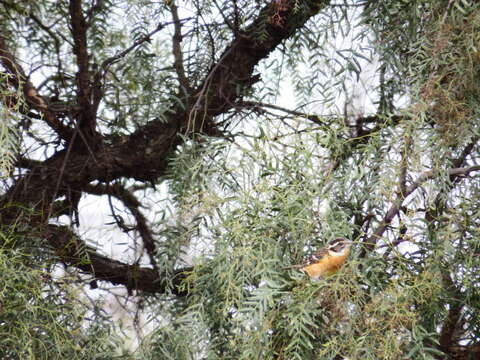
[{"left": 296, "top": 238, "right": 352, "bottom": 280}]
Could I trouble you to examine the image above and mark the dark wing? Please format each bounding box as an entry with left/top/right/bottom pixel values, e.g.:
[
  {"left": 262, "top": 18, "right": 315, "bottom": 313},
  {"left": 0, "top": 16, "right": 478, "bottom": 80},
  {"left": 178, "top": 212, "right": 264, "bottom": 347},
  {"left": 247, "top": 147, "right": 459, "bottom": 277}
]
[{"left": 301, "top": 247, "right": 329, "bottom": 267}]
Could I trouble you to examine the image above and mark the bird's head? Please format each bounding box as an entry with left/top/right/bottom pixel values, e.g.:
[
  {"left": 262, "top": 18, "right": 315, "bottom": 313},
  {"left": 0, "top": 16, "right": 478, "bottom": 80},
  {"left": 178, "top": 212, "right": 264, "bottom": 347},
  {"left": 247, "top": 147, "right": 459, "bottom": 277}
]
[{"left": 327, "top": 238, "right": 352, "bottom": 257}]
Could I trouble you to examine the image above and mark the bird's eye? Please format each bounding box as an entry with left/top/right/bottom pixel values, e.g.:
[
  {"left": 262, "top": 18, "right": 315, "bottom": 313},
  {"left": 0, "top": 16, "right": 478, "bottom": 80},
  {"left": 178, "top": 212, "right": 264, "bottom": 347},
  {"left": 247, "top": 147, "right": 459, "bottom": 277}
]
[{"left": 330, "top": 243, "right": 345, "bottom": 252}]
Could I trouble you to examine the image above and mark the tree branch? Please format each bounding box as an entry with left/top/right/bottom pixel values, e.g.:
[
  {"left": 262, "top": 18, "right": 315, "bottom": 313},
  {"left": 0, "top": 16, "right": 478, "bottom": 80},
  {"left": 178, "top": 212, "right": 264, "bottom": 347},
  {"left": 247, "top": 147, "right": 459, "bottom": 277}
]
[
  {"left": 93, "top": 21, "right": 171, "bottom": 115},
  {"left": 99, "top": 23, "right": 167, "bottom": 71},
  {"left": 187, "top": 0, "right": 331, "bottom": 129},
  {"left": 169, "top": 1, "right": 190, "bottom": 92},
  {"left": 364, "top": 165, "right": 480, "bottom": 252},
  {"left": 68, "top": 0, "right": 96, "bottom": 135},
  {"left": 43, "top": 224, "right": 189, "bottom": 295},
  {"left": 237, "top": 100, "right": 328, "bottom": 126},
  {"left": 83, "top": 183, "right": 158, "bottom": 267},
  {"left": 0, "top": 35, "right": 73, "bottom": 139},
  {"left": 438, "top": 273, "right": 464, "bottom": 358}
]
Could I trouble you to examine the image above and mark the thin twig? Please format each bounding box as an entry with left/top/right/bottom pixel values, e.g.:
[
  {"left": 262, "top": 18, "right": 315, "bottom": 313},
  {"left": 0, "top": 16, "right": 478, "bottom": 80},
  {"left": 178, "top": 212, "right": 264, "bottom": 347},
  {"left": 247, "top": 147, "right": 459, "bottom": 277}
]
[{"left": 365, "top": 165, "right": 480, "bottom": 251}]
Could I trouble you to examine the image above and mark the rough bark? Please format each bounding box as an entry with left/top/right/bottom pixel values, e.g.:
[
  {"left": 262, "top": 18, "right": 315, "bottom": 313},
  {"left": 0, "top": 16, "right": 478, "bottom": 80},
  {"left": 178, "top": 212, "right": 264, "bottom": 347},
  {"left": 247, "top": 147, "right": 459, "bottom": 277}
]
[{"left": 0, "top": 0, "right": 330, "bottom": 294}]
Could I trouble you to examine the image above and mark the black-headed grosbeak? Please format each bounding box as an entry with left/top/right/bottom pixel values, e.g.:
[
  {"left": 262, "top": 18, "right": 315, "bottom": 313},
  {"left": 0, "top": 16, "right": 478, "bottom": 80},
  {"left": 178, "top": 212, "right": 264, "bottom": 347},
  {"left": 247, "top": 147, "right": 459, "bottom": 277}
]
[{"left": 296, "top": 238, "right": 352, "bottom": 280}]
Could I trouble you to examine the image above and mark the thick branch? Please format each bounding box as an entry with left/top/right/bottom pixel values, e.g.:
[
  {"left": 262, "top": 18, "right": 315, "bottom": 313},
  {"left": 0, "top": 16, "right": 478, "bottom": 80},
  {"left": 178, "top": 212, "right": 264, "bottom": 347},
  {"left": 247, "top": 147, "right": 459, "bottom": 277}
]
[
  {"left": 169, "top": 1, "right": 190, "bottom": 92},
  {"left": 43, "top": 224, "right": 189, "bottom": 295},
  {"left": 188, "top": 0, "right": 331, "bottom": 128},
  {"left": 69, "top": 0, "right": 96, "bottom": 134},
  {"left": 438, "top": 273, "right": 464, "bottom": 358}
]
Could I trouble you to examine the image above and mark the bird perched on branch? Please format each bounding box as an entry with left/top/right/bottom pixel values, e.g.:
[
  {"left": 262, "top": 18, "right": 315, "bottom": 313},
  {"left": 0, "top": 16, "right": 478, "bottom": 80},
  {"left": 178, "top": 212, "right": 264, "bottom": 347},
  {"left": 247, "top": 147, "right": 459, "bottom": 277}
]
[{"left": 294, "top": 238, "right": 352, "bottom": 280}]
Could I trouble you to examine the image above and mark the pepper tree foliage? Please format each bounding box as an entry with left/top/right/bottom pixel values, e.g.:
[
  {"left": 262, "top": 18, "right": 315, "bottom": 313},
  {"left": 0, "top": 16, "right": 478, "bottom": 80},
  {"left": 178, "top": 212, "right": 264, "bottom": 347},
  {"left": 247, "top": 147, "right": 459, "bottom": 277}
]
[{"left": 1, "top": 0, "right": 480, "bottom": 359}]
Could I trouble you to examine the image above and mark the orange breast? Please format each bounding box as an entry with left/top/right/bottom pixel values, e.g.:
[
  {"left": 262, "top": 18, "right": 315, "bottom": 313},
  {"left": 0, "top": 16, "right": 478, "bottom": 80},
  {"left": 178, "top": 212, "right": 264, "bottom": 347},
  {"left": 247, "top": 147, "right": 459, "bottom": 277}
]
[{"left": 301, "top": 253, "right": 348, "bottom": 279}]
